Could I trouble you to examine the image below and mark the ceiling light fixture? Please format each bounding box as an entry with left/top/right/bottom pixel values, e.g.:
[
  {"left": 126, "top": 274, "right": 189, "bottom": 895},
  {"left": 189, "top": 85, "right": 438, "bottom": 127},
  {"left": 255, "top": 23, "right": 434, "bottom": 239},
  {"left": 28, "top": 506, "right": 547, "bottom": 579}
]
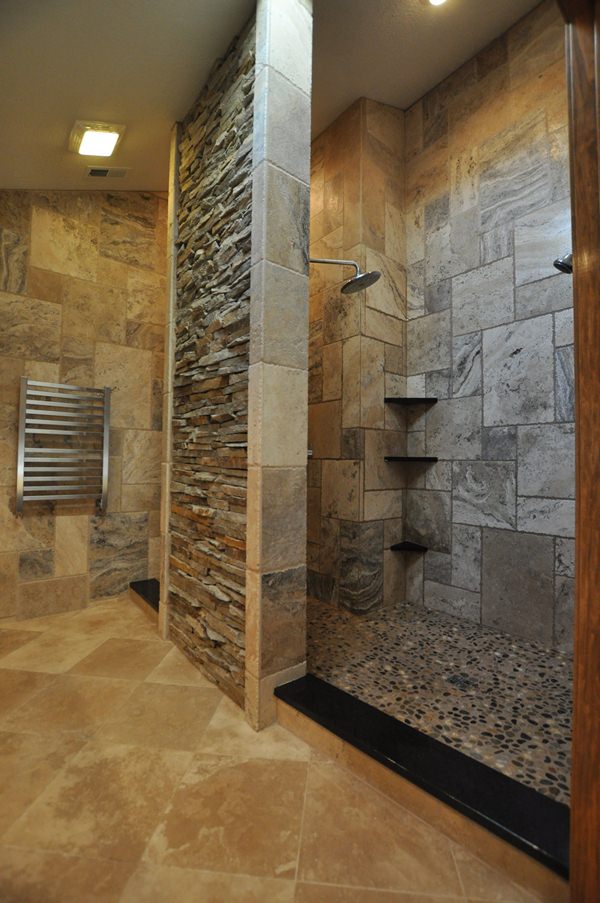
[
  {"left": 428, "top": 0, "right": 447, "bottom": 5},
  {"left": 69, "top": 120, "right": 125, "bottom": 157}
]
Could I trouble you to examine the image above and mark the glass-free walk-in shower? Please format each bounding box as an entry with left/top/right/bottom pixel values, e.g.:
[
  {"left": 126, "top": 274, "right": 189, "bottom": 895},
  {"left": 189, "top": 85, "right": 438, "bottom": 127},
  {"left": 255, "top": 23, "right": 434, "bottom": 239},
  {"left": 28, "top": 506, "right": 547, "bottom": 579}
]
[{"left": 302, "top": 0, "right": 573, "bottom": 874}]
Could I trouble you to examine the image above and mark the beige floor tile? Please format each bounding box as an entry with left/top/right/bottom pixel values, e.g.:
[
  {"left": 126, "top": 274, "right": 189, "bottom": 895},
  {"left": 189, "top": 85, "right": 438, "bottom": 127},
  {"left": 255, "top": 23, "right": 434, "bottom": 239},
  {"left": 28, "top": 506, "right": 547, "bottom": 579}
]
[
  {"left": 1, "top": 674, "right": 136, "bottom": 736},
  {"left": 0, "top": 630, "right": 108, "bottom": 673},
  {"left": 145, "top": 646, "right": 215, "bottom": 687},
  {"left": 121, "top": 863, "right": 295, "bottom": 903},
  {"left": 70, "top": 637, "right": 171, "bottom": 681},
  {"left": 452, "top": 846, "right": 542, "bottom": 902},
  {"left": 199, "top": 696, "right": 310, "bottom": 761},
  {"left": 96, "top": 682, "right": 222, "bottom": 750},
  {"left": 295, "top": 886, "right": 464, "bottom": 902},
  {"left": 0, "top": 668, "right": 56, "bottom": 719},
  {"left": 0, "top": 731, "right": 84, "bottom": 836},
  {"left": 0, "top": 845, "right": 134, "bottom": 901},
  {"left": 298, "top": 761, "right": 462, "bottom": 895},
  {"left": 0, "top": 628, "right": 39, "bottom": 659},
  {"left": 144, "top": 755, "right": 308, "bottom": 878},
  {"left": 0, "top": 610, "right": 75, "bottom": 633},
  {"left": 4, "top": 741, "right": 192, "bottom": 862},
  {"left": 46, "top": 598, "right": 159, "bottom": 640}
]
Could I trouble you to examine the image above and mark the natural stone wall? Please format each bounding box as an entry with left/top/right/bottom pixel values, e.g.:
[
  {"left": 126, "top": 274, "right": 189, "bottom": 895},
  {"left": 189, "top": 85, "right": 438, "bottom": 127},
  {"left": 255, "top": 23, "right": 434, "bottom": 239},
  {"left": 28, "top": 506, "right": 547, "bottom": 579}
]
[
  {"left": 307, "top": 98, "right": 407, "bottom": 613},
  {"left": 0, "top": 189, "right": 167, "bottom": 618},
  {"left": 169, "top": 22, "right": 255, "bottom": 705},
  {"left": 403, "top": 0, "right": 574, "bottom": 652},
  {"left": 307, "top": 1, "right": 574, "bottom": 653}
]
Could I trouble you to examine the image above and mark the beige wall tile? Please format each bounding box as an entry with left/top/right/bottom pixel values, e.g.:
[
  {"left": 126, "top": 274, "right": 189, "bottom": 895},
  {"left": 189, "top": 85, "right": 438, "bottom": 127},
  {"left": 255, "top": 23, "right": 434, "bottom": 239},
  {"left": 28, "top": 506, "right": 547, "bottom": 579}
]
[
  {"left": 95, "top": 342, "right": 152, "bottom": 430},
  {"left": 0, "top": 188, "right": 166, "bottom": 624},
  {"left": 0, "top": 551, "right": 18, "bottom": 618},
  {"left": 122, "top": 430, "right": 161, "bottom": 484},
  {"left": 18, "top": 575, "right": 88, "bottom": 619},
  {"left": 0, "top": 292, "right": 61, "bottom": 362},
  {"left": 360, "top": 337, "right": 385, "bottom": 429},
  {"left": 322, "top": 341, "right": 342, "bottom": 401},
  {"left": 248, "top": 363, "right": 308, "bottom": 467},
  {"left": 30, "top": 206, "right": 98, "bottom": 281},
  {"left": 321, "top": 460, "right": 361, "bottom": 520},
  {"left": 308, "top": 401, "right": 341, "bottom": 459}
]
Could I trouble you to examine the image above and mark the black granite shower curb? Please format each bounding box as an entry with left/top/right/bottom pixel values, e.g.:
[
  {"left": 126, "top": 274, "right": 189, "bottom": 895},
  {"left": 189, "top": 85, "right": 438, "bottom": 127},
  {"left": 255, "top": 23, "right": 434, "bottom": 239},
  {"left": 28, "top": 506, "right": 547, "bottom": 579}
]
[
  {"left": 129, "top": 578, "right": 160, "bottom": 613},
  {"left": 275, "top": 674, "right": 569, "bottom": 878}
]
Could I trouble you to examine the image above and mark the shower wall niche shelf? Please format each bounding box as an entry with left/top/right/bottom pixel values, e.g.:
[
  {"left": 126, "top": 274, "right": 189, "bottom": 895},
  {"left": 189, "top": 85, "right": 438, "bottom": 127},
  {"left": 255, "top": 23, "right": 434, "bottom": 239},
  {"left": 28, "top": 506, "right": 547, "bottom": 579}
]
[
  {"left": 384, "top": 397, "right": 438, "bottom": 406},
  {"left": 384, "top": 455, "right": 438, "bottom": 463},
  {"left": 390, "top": 541, "right": 427, "bottom": 553},
  {"left": 17, "top": 378, "right": 111, "bottom": 513}
]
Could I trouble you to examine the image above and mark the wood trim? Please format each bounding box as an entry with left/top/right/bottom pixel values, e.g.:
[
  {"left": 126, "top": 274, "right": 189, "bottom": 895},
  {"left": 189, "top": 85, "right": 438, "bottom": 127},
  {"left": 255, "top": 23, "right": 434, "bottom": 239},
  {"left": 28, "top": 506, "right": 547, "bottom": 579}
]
[
  {"left": 557, "top": 0, "right": 594, "bottom": 23},
  {"left": 564, "top": 1, "right": 600, "bottom": 898}
]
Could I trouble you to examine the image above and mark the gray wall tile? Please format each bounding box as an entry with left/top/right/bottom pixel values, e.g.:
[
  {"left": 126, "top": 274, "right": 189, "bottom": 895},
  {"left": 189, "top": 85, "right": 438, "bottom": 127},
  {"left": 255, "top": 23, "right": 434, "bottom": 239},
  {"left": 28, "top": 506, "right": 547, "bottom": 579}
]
[
  {"left": 482, "top": 528, "right": 554, "bottom": 644},
  {"left": 517, "top": 497, "right": 575, "bottom": 537},
  {"left": 407, "top": 310, "right": 451, "bottom": 374},
  {"left": 406, "top": 489, "right": 451, "bottom": 553},
  {"left": 483, "top": 315, "right": 554, "bottom": 426},
  {"left": 555, "top": 345, "right": 575, "bottom": 422},
  {"left": 452, "top": 524, "right": 481, "bottom": 592},
  {"left": 426, "top": 397, "right": 482, "bottom": 459},
  {"left": 453, "top": 461, "right": 516, "bottom": 529},
  {"left": 517, "top": 423, "right": 575, "bottom": 498},
  {"left": 453, "top": 257, "right": 514, "bottom": 336},
  {"left": 482, "top": 426, "right": 517, "bottom": 461},
  {"left": 452, "top": 332, "right": 482, "bottom": 397},
  {"left": 425, "top": 580, "right": 480, "bottom": 622}
]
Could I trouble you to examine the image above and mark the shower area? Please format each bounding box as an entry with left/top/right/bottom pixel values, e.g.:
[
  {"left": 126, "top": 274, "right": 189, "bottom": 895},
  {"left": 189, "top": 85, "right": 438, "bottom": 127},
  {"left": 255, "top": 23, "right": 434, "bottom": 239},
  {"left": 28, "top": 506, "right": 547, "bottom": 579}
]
[{"left": 306, "top": 0, "right": 573, "bottom": 813}]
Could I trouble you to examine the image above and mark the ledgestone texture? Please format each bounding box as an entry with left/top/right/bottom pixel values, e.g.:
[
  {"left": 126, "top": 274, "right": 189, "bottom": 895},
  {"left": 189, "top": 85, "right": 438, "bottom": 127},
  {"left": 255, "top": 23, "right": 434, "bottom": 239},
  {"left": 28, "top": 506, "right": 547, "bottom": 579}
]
[{"left": 169, "top": 22, "right": 255, "bottom": 705}]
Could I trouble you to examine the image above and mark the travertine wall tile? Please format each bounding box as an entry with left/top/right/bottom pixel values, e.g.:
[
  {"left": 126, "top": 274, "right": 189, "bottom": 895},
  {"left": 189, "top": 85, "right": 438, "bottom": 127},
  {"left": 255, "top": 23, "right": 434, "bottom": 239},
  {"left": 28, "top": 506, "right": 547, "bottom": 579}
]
[
  {"left": 0, "top": 188, "right": 166, "bottom": 621},
  {"left": 246, "top": 0, "right": 312, "bottom": 725},
  {"left": 301, "top": 1, "right": 574, "bottom": 653}
]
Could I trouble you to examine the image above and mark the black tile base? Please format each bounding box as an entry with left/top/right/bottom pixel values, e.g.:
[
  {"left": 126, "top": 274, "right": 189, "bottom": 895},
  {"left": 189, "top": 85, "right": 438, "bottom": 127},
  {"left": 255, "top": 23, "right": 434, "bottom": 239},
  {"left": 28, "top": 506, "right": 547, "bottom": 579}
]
[
  {"left": 275, "top": 674, "right": 569, "bottom": 878},
  {"left": 129, "top": 578, "right": 160, "bottom": 613}
]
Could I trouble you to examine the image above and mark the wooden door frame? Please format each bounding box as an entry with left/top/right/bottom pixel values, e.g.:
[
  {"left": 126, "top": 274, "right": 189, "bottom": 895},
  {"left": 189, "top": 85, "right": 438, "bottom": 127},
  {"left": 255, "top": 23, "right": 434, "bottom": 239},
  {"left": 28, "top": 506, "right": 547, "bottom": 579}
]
[{"left": 556, "top": 1, "right": 600, "bottom": 899}]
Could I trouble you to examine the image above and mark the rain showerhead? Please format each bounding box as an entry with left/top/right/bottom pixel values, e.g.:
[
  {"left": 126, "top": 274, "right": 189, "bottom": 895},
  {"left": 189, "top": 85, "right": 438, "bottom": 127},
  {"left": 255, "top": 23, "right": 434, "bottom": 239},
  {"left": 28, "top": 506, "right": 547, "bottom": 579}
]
[
  {"left": 553, "top": 252, "right": 573, "bottom": 274},
  {"left": 341, "top": 269, "right": 381, "bottom": 294},
  {"left": 309, "top": 257, "right": 381, "bottom": 295}
]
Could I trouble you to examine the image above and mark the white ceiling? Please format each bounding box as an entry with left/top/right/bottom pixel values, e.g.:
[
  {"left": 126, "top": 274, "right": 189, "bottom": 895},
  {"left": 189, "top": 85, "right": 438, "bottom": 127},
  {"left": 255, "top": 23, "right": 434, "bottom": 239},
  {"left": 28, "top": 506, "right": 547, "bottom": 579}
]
[
  {"left": 0, "top": 0, "right": 254, "bottom": 192},
  {"left": 311, "top": 0, "right": 542, "bottom": 137},
  {"left": 0, "top": 0, "right": 543, "bottom": 192}
]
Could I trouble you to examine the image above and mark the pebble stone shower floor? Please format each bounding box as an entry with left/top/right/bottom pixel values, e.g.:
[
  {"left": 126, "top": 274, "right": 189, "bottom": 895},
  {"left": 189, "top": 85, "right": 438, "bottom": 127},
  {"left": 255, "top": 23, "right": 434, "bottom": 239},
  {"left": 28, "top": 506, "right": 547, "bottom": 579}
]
[{"left": 308, "top": 597, "right": 572, "bottom": 806}]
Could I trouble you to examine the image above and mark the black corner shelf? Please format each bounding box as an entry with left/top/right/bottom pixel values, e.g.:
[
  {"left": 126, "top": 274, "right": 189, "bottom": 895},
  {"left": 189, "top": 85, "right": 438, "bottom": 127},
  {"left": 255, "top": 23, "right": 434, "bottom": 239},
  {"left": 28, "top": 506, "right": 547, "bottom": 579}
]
[
  {"left": 384, "top": 455, "right": 439, "bottom": 463},
  {"left": 384, "top": 397, "right": 438, "bottom": 406},
  {"left": 390, "top": 541, "right": 427, "bottom": 553}
]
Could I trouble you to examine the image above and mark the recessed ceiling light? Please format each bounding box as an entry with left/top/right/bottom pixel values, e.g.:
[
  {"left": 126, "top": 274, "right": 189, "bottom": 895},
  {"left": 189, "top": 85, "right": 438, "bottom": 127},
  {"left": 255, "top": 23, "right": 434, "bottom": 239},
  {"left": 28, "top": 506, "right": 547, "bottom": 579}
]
[
  {"left": 68, "top": 120, "right": 125, "bottom": 157},
  {"left": 429, "top": 0, "right": 447, "bottom": 5}
]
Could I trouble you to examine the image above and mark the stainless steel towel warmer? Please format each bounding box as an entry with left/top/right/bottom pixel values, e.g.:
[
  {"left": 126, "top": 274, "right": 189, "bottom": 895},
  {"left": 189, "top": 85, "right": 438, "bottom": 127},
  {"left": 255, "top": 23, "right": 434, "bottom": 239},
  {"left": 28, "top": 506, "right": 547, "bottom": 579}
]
[{"left": 16, "top": 378, "right": 111, "bottom": 514}]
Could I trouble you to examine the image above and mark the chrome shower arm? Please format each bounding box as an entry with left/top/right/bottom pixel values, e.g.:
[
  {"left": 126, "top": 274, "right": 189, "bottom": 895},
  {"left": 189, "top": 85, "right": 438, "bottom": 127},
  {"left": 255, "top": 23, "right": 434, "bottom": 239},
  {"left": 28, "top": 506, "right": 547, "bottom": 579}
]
[{"left": 309, "top": 257, "right": 361, "bottom": 276}]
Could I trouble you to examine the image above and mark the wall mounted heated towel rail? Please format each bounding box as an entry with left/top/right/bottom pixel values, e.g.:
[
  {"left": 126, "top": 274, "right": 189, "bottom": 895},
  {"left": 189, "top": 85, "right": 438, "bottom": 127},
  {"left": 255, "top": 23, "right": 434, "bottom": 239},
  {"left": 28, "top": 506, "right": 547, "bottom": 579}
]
[{"left": 16, "top": 378, "right": 110, "bottom": 514}]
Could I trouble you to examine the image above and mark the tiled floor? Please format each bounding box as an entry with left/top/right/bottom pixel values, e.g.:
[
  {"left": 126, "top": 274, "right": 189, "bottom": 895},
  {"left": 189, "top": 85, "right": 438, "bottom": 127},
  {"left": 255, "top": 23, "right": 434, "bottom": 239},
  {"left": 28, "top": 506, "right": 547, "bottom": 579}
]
[
  {"left": 0, "top": 594, "right": 547, "bottom": 902},
  {"left": 308, "top": 598, "right": 572, "bottom": 805}
]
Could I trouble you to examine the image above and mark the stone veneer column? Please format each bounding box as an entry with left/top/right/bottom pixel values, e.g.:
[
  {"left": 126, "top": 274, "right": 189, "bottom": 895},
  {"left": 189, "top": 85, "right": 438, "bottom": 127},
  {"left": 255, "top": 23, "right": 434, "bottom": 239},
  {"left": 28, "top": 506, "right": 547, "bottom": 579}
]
[{"left": 246, "top": 0, "right": 313, "bottom": 728}]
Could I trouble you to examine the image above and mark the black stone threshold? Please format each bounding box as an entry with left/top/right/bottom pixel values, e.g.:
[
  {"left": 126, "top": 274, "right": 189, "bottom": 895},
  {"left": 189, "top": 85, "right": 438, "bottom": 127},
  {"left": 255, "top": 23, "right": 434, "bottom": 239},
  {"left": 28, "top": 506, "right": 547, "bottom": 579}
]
[
  {"left": 129, "top": 578, "right": 160, "bottom": 613},
  {"left": 275, "top": 674, "right": 569, "bottom": 879}
]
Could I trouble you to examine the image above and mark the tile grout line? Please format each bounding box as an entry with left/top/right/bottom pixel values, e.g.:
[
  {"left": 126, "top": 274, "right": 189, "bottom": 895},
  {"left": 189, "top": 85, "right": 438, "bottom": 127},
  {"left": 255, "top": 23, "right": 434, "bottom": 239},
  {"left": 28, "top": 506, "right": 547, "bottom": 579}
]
[{"left": 293, "top": 754, "right": 311, "bottom": 884}]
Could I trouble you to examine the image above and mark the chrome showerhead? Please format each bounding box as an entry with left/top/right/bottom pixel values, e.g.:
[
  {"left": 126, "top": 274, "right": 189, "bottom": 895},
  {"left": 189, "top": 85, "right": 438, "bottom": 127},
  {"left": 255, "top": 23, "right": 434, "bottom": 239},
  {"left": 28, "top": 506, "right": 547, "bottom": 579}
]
[
  {"left": 341, "top": 269, "right": 381, "bottom": 294},
  {"left": 553, "top": 252, "right": 573, "bottom": 274},
  {"left": 309, "top": 256, "right": 382, "bottom": 295}
]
